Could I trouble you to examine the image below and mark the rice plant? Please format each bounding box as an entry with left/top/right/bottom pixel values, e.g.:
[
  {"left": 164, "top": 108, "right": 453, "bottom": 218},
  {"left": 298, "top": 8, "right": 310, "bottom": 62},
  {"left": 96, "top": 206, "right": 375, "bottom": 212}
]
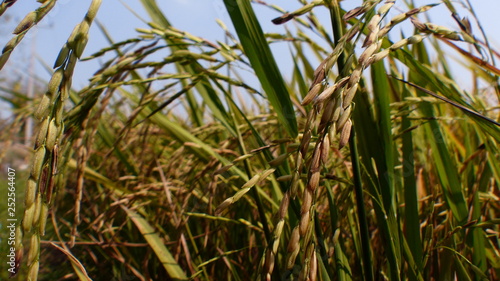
[{"left": 0, "top": 0, "right": 499, "bottom": 280}]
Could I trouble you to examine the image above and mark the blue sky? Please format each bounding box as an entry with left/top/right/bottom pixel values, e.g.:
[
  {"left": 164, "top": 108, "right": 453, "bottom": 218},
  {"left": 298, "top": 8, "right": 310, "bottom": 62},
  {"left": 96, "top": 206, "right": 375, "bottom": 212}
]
[{"left": 1, "top": 0, "right": 499, "bottom": 110}]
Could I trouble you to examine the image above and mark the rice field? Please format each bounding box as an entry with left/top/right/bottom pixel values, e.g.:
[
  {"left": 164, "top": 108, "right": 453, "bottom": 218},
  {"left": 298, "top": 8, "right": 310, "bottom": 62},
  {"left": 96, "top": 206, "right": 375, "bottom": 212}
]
[{"left": 0, "top": 0, "right": 499, "bottom": 280}]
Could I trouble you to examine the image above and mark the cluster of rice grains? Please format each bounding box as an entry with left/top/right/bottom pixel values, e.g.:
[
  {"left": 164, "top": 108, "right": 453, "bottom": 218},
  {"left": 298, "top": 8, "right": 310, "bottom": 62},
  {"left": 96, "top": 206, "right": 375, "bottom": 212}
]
[
  {"left": 13, "top": 1, "right": 102, "bottom": 280},
  {"left": 258, "top": 1, "right": 459, "bottom": 280}
]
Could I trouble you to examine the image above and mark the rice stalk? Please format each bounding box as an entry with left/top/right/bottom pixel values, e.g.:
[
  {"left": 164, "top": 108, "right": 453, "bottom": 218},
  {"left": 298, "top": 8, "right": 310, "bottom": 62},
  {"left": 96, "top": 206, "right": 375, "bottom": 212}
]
[{"left": 16, "top": 1, "right": 102, "bottom": 279}]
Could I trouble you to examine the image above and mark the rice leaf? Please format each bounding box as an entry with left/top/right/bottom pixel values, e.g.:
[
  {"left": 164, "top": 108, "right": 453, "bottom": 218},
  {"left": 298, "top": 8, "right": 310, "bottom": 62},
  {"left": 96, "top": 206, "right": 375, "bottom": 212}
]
[{"left": 121, "top": 205, "right": 188, "bottom": 280}]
